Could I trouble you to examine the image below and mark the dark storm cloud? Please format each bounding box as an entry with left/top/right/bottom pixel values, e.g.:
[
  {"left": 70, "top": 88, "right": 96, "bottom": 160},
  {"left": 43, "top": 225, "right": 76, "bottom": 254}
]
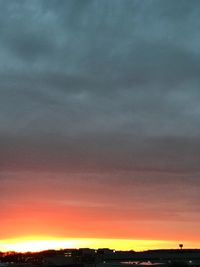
[{"left": 0, "top": 0, "right": 200, "bottom": 174}]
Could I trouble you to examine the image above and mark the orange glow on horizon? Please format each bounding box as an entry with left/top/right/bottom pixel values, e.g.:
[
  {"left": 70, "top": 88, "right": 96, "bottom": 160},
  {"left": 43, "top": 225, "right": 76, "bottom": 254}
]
[{"left": 1, "top": 236, "right": 199, "bottom": 253}]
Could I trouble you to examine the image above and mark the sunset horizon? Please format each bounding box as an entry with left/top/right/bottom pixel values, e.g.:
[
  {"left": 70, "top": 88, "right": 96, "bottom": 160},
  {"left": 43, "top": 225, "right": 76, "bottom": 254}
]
[
  {"left": 1, "top": 1, "right": 200, "bottom": 263},
  {"left": 1, "top": 235, "right": 200, "bottom": 253}
]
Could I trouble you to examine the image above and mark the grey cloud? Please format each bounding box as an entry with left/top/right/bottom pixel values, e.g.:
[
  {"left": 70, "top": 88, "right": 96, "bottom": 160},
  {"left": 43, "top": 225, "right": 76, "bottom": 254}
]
[
  {"left": 1, "top": 70, "right": 200, "bottom": 138},
  {"left": 0, "top": 1, "right": 200, "bottom": 174}
]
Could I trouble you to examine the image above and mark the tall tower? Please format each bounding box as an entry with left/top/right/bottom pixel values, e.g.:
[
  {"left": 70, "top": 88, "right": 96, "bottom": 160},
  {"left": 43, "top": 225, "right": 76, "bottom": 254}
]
[{"left": 179, "top": 244, "right": 183, "bottom": 250}]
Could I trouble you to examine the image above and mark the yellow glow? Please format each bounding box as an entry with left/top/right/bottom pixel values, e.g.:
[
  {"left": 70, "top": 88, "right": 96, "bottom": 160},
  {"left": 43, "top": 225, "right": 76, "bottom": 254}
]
[{"left": 0, "top": 236, "right": 182, "bottom": 252}]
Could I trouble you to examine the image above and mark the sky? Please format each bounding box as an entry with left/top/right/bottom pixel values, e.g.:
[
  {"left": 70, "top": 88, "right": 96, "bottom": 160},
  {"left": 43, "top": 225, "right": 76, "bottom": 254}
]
[{"left": 1, "top": 0, "right": 200, "bottom": 252}]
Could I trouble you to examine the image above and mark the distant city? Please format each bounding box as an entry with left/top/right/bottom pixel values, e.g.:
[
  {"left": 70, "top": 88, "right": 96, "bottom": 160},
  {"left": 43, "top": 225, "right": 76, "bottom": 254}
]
[{"left": 1, "top": 247, "right": 200, "bottom": 267}]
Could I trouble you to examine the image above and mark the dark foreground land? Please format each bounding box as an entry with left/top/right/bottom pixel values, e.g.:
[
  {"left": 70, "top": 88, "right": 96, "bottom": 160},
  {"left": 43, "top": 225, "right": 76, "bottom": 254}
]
[{"left": 1, "top": 248, "right": 200, "bottom": 267}]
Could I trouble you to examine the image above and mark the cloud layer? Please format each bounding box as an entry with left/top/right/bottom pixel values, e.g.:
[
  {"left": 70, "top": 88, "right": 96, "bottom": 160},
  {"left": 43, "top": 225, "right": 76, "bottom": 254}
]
[{"left": 0, "top": 0, "right": 200, "bottom": 243}]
